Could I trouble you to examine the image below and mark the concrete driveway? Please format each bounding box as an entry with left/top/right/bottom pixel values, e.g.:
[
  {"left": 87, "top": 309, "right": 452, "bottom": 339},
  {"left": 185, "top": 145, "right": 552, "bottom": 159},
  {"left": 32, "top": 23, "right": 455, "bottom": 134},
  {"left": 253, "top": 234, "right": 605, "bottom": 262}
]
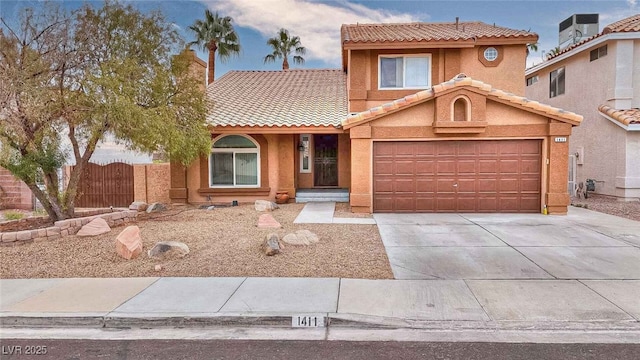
[{"left": 374, "top": 206, "right": 640, "bottom": 280}]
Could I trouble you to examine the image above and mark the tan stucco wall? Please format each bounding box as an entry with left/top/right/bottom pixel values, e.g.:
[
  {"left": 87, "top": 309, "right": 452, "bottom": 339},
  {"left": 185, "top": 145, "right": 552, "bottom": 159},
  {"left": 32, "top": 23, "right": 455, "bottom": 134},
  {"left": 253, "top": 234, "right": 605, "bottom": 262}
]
[
  {"left": 132, "top": 163, "right": 171, "bottom": 204},
  {"left": 175, "top": 133, "right": 349, "bottom": 205},
  {"left": 348, "top": 93, "right": 573, "bottom": 214},
  {"left": 526, "top": 39, "right": 639, "bottom": 198},
  {"left": 348, "top": 44, "right": 528, "bottom": 112}
]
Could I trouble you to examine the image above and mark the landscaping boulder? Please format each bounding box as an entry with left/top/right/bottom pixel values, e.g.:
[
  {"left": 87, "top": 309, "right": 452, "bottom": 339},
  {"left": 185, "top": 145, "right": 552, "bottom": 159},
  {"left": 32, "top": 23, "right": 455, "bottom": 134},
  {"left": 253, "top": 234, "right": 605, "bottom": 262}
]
[
  {"left": 258, "top": 213, "right": 281, "bottom": 228},
  {"left": 129, "top": 201, "right": 148, "bottom": 212},
  {"left": 77, "top": 218, "right": 112, "bottom": 237},
  {"left": 146, "top": 202, "right": 167, "bottom": 213},
  {"left": 254, "top": 200, "right": 279, "bottom": 212},
  {"left": 282, "top": 230, "right": 319, "bottom": 246},
  {"left": 148, "top": 241, "right": 190, "bottom": 259},
  {"left": 115, "top": 226, "right": 143, "bottom": 260},
  {"left": 262, "top": 233, "right": 281, "bottom": 256}
]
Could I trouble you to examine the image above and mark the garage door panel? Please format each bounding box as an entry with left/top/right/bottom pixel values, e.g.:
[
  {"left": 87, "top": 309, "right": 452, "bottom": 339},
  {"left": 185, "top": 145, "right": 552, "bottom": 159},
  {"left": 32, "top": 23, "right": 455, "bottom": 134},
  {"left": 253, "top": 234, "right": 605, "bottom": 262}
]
[
  {"left": 437, "top": 160, "right": 456, "bottom": 175},
  {"left": 478, "top": 160, "right": 498, "bottom": 174},
  {"left": 457, "top": 160, "right": 476, "bottom": 175},
  {"left": 373, "top": 140, "right": 541, "bottom": 213},
  {"left": 374, "top": 161, "right": 394, "bottom": 175},
  {"left": 416, "top": 179, "right": 436, "bottom": 193},
  {"left": 394, "top": 179, "right": 415, "bottom": 193},
  {"left": 477, "top": 179, "right": 497, "bottom": 193},
  {"left": 374, "top": 179, "right": 394, "bottom": 193},
  {"left": 395, "top": 161, "right": 415, "bottom": 175},
  {"left": 415, "top": 160, "right": 436, "bottom": 175},
  {"left": 521, "top": 159, "right": 541, "bottom": 174},
  {"left": 416, "top": 197, "right": 436, "bottom": 211},
  {"left": 499, "top": 160, "right": 519, "bottom": 174}
]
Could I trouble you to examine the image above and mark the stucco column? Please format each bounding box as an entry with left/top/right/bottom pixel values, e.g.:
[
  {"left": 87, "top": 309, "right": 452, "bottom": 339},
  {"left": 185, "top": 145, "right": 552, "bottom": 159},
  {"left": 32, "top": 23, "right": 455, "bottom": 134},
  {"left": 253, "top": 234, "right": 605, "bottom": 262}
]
[
  {"left": 169, "top": 161, "right": 188, "bottom": 203},
  {"left": 277, "top": 134, "right": 296, "bottom": 198},
  {"left": 546, "top": 123, "right": 572, "bottom": 214},
  {"left": 349, "top": 125, "right": 372, "bottom": 213}
]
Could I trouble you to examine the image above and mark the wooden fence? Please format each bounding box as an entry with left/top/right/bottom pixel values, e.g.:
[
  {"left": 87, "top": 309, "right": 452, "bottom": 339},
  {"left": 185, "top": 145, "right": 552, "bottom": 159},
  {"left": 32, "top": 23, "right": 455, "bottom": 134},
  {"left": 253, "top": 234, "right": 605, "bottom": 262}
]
[{"left": 74, "top": 162, "right": 134, "bottom": 208}]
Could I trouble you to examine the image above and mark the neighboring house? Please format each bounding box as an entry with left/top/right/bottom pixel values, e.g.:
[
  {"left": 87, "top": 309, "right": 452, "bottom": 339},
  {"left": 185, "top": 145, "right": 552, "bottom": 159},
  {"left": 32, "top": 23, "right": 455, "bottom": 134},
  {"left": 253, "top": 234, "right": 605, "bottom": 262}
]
[
  {"left": 171, "top": 20, "right": 582, "bottom": 214},
  {"left": 525, "top": 14, "right": 640, "bottom": 200}
]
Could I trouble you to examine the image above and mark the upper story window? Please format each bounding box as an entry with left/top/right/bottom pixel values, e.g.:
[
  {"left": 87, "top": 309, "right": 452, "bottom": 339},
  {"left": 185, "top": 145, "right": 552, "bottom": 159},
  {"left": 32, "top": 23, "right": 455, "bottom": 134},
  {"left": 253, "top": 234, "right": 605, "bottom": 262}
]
[
  {"left": 590, "top": 45, "right": 607, "bottom": 61},
  {"left": 210, "top": 135, "right": 259, "bottom": 187},
  {"left": 526, "top": 75, "right": 539, "bottom": 86},
  {"left": 483, "top": 47, "right": 498, "bottom": 61},
  {"left": 379, "top": 54, "right": 431, "bottom": 90},
  {"left": 549, "top": 67, "right": 565, "bottom": 98}
]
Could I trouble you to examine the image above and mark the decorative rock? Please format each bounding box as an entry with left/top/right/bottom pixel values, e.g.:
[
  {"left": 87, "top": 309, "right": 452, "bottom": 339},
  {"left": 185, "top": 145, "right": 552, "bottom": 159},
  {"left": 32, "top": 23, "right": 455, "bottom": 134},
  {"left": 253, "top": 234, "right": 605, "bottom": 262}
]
[
  {"left": 148, "top": 241, "right": 190, "bottom": 259},
  {"left": 77, "top": 218, "right": 112, "bottom": 237},
  {"left": 129, "top": 201, "right": 148, "bottom": 211},
  {"left": 254, "top": 200, "right": 279, "bottom": 212},
  {"left": 257, "top": 214, "right": 281, "bottom": 228},
  {"left": 282, "top": 230, "right": 320, "bottom": 246},
  {"left": 262, "top": 233, "right": 281, "bottom": 256},
  {"left": 207, "top": 206, "right": 215, "bottom": 210},
  {"left": 154, "top": 265, "right": 163, "bottom": 271},
  {"left": 146, "top": 202, "right": 167, "bottom": 213},
  {"left": 115, "top": 226, "right": 143, "bottom": 260}
]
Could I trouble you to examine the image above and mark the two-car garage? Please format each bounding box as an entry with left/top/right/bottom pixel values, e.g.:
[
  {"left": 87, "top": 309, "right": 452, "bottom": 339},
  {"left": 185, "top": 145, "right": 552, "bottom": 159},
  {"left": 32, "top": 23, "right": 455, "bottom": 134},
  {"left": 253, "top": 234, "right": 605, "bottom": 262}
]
[{"left": 373, "top": 140, "right": 542, "bottom": 213}]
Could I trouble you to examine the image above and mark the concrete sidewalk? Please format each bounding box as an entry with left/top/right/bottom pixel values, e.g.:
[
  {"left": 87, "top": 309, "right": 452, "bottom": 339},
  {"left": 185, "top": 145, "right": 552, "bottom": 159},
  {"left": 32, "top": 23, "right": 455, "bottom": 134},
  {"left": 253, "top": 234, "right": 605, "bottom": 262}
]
[
  {"left": 294, "top": 202, "right": 376, "bottom": 224},
  {"left": 2, "top": 276, "right": 639, "bottom": 335}
]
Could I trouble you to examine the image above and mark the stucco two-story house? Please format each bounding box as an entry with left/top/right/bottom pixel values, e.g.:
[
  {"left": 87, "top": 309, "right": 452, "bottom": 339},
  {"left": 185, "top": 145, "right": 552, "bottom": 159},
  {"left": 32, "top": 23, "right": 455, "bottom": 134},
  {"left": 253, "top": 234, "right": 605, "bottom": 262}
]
[
  {"left": 525, "top": 14, "right": 640, "bottom": 200},
  {"left": 170, "top": 20, "right": 582, "bottom": 214}
]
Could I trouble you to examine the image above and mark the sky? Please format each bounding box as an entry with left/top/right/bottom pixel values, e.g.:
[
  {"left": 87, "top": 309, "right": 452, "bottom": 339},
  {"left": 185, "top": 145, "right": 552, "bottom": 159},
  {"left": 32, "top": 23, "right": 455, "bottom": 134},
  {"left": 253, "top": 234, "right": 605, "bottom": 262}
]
[{"left": 1, "top": 0, "right": 638, "bottom": 78}]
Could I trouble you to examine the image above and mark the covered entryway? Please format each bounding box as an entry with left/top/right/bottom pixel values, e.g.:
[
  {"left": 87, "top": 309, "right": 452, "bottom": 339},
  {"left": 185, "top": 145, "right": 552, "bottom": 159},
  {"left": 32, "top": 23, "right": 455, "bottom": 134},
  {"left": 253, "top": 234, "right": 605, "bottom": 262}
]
[
  {"left": 314, "top": 134, "right": 338, "bottom": 187},
  {"left": 373, "top": 140, "right": 542, "bottom": 213}
]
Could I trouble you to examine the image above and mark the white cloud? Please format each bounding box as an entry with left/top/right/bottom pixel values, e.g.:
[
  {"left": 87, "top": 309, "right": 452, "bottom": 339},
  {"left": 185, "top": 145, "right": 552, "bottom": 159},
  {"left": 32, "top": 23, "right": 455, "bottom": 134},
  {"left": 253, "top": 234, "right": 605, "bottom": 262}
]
[
  {"left": 201, "top": 0, "right": 419, "bottom": 65},
  {"left": 627, "top": 0, "right": 637, "bottom": 8}
]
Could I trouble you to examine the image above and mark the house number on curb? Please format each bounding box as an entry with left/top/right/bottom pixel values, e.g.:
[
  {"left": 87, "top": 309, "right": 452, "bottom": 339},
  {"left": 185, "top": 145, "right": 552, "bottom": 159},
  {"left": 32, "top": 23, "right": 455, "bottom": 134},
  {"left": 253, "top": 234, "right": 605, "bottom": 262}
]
[
  {"left": 292, "top": 315, "right": 325, "bottom": 327},
  {"left": 554, "top": 137, "right": 567, "bottom": 143}
]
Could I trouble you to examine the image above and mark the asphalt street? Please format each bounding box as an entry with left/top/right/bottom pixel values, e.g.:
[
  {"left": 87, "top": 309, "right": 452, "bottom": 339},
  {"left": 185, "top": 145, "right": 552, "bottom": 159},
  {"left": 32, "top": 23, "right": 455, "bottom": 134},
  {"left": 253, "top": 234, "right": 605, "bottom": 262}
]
[{"left": 2, "top": 340, "right": 640, "bottom": 360}]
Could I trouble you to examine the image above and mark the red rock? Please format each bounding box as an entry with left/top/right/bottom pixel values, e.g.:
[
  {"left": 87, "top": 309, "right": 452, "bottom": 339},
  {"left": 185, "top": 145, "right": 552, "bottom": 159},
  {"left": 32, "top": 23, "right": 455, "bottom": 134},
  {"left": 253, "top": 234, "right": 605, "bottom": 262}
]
[
  {"left": 115, "top": 226, "right": 143, "bottom": 260},
  {"left": 258, "top": 214, "right": 281, "bottom": 228},
  {"left": 77, "top": 218, "right": 111, "bottom": 237}
]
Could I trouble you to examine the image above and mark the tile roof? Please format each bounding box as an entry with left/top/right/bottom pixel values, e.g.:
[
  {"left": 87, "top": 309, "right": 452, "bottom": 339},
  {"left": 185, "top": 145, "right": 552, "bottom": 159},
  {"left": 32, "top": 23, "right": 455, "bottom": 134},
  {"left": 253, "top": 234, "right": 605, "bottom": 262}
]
[
  {"left": 598, "top": 105, "right": 640, "bottom": 126},
  {"left": 343, "top": 74, "right": 582, "bottom": 129},
  {"left": 341, "top": 21, "right": 537, "bottom": 45},
  {"left": 546, "top": 14, "right": 640, "bottom": 60},
  {"left": 205, "top": 70, "right": 347, "bottom": 128}
]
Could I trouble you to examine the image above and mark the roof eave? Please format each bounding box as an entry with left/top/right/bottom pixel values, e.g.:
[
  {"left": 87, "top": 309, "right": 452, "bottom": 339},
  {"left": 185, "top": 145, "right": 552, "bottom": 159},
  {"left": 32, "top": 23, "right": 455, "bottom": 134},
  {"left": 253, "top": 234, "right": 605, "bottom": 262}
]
[
  {"left": 526, "top": 32, "right": 640, "bottom": 76},
  {"left": 342, "top": 36, "right": 536, "bottom": 50}
]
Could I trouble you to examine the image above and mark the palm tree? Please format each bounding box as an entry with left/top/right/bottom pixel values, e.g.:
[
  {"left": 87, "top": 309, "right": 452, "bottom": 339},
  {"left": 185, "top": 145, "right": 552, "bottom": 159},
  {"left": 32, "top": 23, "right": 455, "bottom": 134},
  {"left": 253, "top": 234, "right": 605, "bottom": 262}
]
[
  {"left": 546, "top": 46, "right": 561, "bottom": 60},
  {"left": 264, "top": 29, "right": 305, "bottom": 70},
  {"left": 526, "top": 42, "right": 539, "bottom": 57},
  {"left": 189, "top": 10, "right": 240, "bottom": 85}
]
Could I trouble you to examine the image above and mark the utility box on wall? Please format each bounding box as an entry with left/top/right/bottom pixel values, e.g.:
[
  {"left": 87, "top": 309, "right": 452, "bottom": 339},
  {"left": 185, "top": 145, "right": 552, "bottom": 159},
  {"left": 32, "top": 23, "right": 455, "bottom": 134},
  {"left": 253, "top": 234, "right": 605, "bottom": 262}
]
[{"left": 575, "top": 146, "right": 584, "bottom": 165}]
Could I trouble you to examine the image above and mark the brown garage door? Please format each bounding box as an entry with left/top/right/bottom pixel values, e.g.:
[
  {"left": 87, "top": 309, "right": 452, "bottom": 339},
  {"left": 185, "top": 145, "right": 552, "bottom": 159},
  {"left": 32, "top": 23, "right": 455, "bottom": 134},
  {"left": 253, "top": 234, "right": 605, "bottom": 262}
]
[{"left": 373, "top": 140, "right": 542, "bottom": 213}]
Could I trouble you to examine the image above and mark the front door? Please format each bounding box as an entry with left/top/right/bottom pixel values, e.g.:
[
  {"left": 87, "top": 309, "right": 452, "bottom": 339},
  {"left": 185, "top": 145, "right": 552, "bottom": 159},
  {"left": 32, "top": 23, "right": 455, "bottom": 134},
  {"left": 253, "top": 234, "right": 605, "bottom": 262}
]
[{"left": 314, "top": 134, "right": 338, "bottom": 187}]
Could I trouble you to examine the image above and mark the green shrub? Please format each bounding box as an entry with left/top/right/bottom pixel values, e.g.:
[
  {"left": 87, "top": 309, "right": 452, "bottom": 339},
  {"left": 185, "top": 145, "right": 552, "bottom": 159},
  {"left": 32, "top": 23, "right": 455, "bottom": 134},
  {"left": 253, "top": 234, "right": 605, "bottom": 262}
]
[{"left": 3, "top": 210, "right": 25, "bottom": 221}]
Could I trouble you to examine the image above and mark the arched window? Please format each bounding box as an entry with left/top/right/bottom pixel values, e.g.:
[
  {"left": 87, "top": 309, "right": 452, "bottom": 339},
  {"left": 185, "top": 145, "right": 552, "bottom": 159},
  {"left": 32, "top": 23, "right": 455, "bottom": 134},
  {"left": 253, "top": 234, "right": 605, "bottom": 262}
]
[
  {"left": 452, "top": 96, "right": 471, "bottom": 122},
  {"left": 210, "top": 135, "right": 260, "bottom": 187}
]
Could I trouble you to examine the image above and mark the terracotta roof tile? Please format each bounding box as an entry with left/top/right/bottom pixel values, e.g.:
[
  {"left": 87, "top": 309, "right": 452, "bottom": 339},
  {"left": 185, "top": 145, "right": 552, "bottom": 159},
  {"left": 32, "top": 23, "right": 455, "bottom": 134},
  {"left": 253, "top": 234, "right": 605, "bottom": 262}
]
[
  {"left": 342, "top": 21, "right": 537, "bottom": 45},
  {"left": 205, "top": 70, "right": 347, "bottom": 128},
  {"left": 546, "top": 14, "right": 640, "bottom": 60},
  {"left": 598, "top": 105, "right": 640, "bottom": 126},
  {"left": 603, "top": 14, "right": 640, "bottom": 33},
  {"left": 343, "top": 74, "right": 582, "bottom": 128}
]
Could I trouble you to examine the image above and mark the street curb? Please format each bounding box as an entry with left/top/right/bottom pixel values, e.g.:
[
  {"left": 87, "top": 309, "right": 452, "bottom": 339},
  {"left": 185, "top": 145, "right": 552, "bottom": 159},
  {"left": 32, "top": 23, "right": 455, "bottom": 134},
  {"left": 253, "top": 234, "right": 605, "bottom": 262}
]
[{"left": 3, "top": 312, "right": 640, "bottom": 332}]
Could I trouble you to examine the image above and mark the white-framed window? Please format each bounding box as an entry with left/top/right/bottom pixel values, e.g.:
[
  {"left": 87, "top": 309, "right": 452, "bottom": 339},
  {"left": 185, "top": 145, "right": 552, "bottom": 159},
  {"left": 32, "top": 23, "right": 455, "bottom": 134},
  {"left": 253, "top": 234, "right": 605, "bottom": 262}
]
[
  {"left": 210, "top": 135, "right": 259, "bottom": 187},
  {"left": 589, "top": 45, "right": 607, "bottom": 61},
  {"left": 299, "top": 134, "right": 311, "bottom": 173},
  {"left": 549, "top": 67, "right": 565, "bottom": 98},
  {"left": 483, "top": 47, "right": 498, "bottom": 61},
  {"left": 378, "top": 54, "right": 431, "bottom": 90},
  {"left": 526, "top": 75, "right": 538, "bottom": 86}
]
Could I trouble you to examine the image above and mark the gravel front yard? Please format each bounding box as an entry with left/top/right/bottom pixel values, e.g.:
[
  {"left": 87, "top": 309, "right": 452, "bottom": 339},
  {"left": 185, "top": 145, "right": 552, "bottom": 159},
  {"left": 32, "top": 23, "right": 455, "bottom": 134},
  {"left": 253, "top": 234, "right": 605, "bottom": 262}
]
[
  {"left": 571, "top": 193, "right": 640, "bottom": 222},
  {"left": 0, "top": 204, "right": 393, "bottom": 279}
]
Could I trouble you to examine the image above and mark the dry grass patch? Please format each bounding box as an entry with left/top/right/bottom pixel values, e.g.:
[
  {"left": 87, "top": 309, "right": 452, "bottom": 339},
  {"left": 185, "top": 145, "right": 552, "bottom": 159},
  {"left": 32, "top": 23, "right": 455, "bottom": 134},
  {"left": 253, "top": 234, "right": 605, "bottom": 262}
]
[{"left": 1, "top": 203, "right": 393, "bottom": 279}]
